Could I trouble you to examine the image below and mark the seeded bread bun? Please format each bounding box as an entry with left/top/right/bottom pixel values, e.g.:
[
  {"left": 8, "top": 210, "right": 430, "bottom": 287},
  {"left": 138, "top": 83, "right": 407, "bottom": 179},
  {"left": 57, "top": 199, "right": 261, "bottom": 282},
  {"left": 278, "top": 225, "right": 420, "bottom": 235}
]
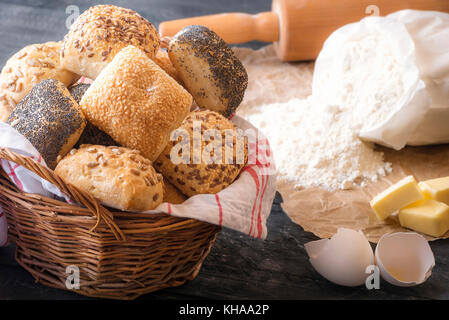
[
  {"left": 154, "top": 110, "right": 248, "bottom": 197},
  {"left": 153, "top": 49, "right": 181, "bottom": 83},
  {"left": 168, "top": 25, "right": 248, "bottom": 117},
  {"left": 76, "top": 122, "right": 119, "bottom": 148},
  {"left": 6, "top": 79, "right": 86, "bottom": 169},
  {"left": 68, "top": 82, "right": 90, "bottom": 103},
  {"left": 69, "top": 83, "right": 118, "bottom": 147},
  {"left": 55, "top": 145, "right": 164, "bottom": 211},
  {"left": 0, "top": 42, "right": 79, "bottom": 122},
  {"left": 80, "top": 45, "right": 192, "bottom": 161},
  {"left": 163, "top": 178, "right": 187, "bottom": 204},
  {"left": 61, "top": 4, "right": 160, "bottom": 80}
]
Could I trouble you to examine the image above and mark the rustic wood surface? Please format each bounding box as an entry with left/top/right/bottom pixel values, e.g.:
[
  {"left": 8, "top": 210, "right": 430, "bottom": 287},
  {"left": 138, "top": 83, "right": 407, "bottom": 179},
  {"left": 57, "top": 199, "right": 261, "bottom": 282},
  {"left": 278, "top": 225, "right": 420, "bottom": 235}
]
[{"left": 1, "top": 0, "right": 449, "bottom": 300}]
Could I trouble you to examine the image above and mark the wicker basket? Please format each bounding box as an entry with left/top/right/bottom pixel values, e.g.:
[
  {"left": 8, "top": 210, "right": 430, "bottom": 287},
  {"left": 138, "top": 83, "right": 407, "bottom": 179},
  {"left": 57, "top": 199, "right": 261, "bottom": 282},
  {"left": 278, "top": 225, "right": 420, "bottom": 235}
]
[{"left": 0, "top": 148, "right": 221, "bottom": 300}]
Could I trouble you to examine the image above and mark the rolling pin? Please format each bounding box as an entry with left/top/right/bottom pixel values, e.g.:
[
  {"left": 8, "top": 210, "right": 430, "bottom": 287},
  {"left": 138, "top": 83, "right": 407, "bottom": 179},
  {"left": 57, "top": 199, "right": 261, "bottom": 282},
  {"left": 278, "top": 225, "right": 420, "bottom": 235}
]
[{"left": 159, "top": 0, "right": 449, "bottom": 61}]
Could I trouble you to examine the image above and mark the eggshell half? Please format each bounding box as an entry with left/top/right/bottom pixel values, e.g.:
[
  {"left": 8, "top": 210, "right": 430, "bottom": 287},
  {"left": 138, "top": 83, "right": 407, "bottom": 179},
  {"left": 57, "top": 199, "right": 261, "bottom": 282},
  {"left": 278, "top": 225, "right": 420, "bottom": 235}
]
[
  {"left": 375, "top": 232, "right": 435, "bottom": 287},
  {"left": 305, "top": 228, "right": 375, "bottom": 287}
]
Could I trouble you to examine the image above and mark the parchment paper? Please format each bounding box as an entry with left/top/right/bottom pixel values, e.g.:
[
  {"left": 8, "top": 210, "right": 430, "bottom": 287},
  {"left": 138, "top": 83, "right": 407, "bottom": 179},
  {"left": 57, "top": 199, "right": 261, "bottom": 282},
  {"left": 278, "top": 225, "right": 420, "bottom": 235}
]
[
  {"left": 278, "top": 144, "right": 449, "bottom": 243},
  {"left": 235, "top": 45, "right": 449, "bottom": 243}
]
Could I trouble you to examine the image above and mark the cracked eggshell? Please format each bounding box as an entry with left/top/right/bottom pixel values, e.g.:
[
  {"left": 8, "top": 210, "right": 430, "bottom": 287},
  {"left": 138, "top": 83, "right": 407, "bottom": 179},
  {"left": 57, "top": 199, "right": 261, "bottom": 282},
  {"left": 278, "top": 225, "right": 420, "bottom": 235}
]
[
  {"left": 375, "top": 232, "right": 435, "bottom": 287},
  {"left": 305, "top": 228, "right": 374, "bottom": 287}
]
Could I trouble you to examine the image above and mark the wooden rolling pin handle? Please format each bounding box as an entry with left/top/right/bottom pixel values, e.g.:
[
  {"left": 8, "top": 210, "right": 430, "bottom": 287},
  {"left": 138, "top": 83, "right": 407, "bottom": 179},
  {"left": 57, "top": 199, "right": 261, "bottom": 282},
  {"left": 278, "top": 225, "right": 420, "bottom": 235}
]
[{"left": 159, "top": 11, "right": 279, "bottom": 44}]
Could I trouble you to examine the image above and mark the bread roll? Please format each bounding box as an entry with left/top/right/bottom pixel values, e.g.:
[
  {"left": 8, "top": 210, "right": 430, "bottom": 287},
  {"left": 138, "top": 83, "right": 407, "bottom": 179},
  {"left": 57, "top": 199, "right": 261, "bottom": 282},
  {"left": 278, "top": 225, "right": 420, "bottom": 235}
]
[
  {"left": 76, "top": 121, "right": 118, "bottom": 148},
  {"left": 163, "top": 178, "right": 187, "bottom": 204},
  {"left": 61, "top": 5, "right": 160, "bottom": 79},
  {"left": 154, "top": 110, "right": 248, "bottom": 197},
  {"left": 6, "top": 79, "right": 86, "bottom": 169},
  {"left": 0, "top": 42, "right": 79, "bottom": 122},
  {"left": 68, "top": 82, "right": 90, "bottom": 103},
  {"left": 168, "top": 25, "right": 248, "bottom": 117},
  {"left": 55, "top": 145, "right": 163, "bottom": 211},
  {"left": 153, "top": 49, "right": 181, "bottom": 83},
  {"left": 69, "top": 83, "right": 118, "bottom": 147},
  {"left": 80, "top": 45, "right": 192, "bottom": 161}
]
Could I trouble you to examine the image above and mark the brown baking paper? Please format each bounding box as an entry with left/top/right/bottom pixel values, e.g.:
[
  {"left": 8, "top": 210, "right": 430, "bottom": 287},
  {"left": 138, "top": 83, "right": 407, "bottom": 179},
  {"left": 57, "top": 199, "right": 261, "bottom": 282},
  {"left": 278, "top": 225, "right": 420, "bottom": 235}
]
[
  {"left": 278, "top": 145, "right": 449, "bottom": 243},
  {"left": 234, "top": 45, "right": 449, "bottom": 243}
]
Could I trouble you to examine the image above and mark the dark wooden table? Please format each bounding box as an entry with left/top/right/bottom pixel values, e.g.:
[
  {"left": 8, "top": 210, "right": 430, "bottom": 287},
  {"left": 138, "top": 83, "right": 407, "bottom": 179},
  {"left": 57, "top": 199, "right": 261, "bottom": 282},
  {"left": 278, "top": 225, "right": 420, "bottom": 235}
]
[{"left": 1, "top": 0, "right": 449, "bottom": 300}]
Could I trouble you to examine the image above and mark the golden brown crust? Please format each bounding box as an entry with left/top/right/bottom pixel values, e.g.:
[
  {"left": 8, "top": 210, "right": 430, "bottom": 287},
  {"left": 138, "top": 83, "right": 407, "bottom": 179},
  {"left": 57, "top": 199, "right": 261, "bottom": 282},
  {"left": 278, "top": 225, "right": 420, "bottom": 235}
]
[
  {"left": 55, "top": 145, "right": 164, "bottom": 211},
  {"left": 163, "top": 178, "right": 187, "bottom": 204},
  {"left": 80, "top": 45, "right": 192, "bottom": 162},
  {"left": 168, "top": 25, "right": 248, "bottom": 117},
  {"left": 61, "top": 4, "right": 160, "bottom": 79},
  {"left": 154, "top": 110, "right": 248, "bottom": 197},
  {"left": 7, "top": 79, "right": 86, "bottom": 169},
  {"left": 0, "top": 41, "right": 79, "bottom": 121}
]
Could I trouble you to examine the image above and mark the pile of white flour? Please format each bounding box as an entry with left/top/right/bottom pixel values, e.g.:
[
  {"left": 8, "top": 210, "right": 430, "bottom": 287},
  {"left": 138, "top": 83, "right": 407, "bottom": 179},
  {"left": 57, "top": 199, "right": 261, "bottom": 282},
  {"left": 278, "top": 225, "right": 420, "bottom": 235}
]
[
  {"left": 238, "top": 96, "right": 391, "bottom": 190},
  {"left": 235, "top": 40, "right": 395, "bottom": 191}
]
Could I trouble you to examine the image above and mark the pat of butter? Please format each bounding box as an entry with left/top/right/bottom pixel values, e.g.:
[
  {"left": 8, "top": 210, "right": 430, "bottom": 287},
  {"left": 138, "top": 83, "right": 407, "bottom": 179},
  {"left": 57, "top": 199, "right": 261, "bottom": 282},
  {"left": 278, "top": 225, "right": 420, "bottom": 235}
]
[
  {"left": 370, "top": 176, "right": 423, "bottom": 220},
  {"left": 419, "top": 177, "right": 449, "bottom": 206},
  {"left": 399, "top": 199, "right": 449, "bottom": 237}
]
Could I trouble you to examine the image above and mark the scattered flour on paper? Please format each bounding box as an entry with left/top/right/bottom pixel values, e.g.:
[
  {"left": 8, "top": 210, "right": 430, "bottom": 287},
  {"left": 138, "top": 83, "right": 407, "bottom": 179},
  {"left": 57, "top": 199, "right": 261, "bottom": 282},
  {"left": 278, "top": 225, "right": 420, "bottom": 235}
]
[
  {"left": 235, "top": 45, "right": 393, "bottom": 191},
  {"left": 238, "top": 97, "right": 391, "bottom": 190}
]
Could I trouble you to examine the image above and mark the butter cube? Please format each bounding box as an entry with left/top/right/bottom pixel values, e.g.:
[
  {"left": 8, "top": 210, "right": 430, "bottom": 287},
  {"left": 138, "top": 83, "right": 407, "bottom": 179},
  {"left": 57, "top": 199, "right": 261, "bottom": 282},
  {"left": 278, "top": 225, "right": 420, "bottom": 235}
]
[
  {"left": 419, "top": 177, "right": 449, "bottom": 205},
  {"left": 398, "top": 199, "right": 449, "bottom": 237},
  {"left": 370, "top": 176, "right": 423, "bottom": 220}
]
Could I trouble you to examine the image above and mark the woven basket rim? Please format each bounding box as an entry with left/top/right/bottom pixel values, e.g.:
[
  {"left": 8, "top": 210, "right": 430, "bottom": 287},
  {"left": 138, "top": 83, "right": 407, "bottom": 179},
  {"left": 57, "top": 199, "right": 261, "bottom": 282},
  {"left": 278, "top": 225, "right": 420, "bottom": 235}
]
[{"left": 0, "top": 147, "right": 192, "bottom": 241}]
